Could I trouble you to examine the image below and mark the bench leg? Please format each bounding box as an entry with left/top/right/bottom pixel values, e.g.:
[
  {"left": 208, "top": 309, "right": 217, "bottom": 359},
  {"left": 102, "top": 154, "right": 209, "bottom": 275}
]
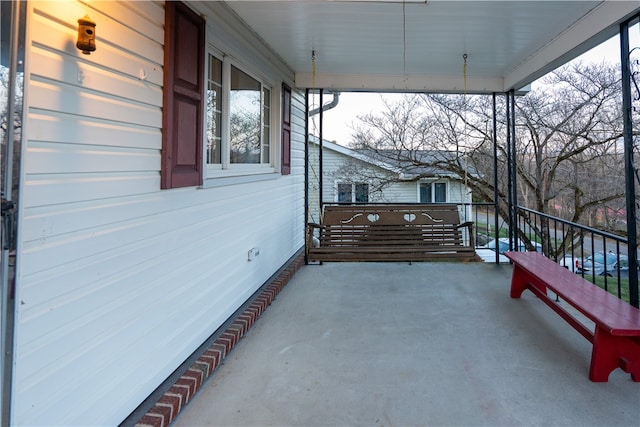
[
  {"left": 590, "top": 327, "right": 640, "bottom": 382},
  {"left": 510, "top": 265, "right": 528, "bottom": 298},
  {"left": 510, "top": 265, "right": 547, "bottom": 299}
]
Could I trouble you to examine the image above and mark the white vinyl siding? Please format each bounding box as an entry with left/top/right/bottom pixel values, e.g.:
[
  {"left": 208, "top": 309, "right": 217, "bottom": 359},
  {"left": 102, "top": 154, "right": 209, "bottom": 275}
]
[
  {"left": 16, "top": 2, "right": 303, "bottom": 425},
  {"left": 314, "top": 143, "right": 471, "bottom": 205}
]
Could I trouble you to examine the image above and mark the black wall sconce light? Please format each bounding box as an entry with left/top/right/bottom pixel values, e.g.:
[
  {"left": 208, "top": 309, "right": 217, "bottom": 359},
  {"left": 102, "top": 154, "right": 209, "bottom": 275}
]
[{"left": 76, "top": 15, "right": 96, "bottom": 54}]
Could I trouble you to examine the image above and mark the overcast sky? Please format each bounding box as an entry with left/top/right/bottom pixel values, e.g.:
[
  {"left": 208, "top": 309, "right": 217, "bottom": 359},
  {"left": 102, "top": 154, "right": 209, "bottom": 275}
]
[{"left": 319, "top": 30, "right": 638, "bottom": 145}]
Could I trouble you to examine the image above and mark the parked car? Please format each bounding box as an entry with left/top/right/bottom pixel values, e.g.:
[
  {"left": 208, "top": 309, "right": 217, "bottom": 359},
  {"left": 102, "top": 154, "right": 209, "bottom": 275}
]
[
  {"left": 482, "top": 237, "right": 542, "bottom": 254},
  {"left": 576, "top": 251, "right": 629, "bottom": 276},
  {"left": 559, "top": 255, "right": 583, "bottom": 273}
]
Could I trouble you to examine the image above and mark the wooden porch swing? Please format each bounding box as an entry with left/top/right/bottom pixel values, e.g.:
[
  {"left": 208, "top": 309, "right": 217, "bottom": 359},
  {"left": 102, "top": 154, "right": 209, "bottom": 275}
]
[
  {"left": 306, "top": 204, "right": 480, "bottom": 263},
  {"left": 305, "top": 51, "right": 481, "bottom": 263}
]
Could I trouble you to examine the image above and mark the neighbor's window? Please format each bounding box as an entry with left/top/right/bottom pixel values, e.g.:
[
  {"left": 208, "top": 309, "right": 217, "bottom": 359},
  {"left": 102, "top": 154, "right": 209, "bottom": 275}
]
[
  {"left": 420, "top": 182, "right": 447, "bottom": 203},
  {"left": 338, "top": 183, "right": 369, "bottom": 203}
]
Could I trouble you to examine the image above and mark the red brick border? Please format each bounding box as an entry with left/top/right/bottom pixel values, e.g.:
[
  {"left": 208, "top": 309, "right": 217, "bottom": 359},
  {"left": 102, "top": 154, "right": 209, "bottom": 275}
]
[{"left": 134, "top": 254, "right": 304, "bottom": 427}]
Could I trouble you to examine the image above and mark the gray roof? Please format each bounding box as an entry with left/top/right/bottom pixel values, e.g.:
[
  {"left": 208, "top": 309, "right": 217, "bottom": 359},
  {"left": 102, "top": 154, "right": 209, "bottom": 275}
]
[
  {"left": 311, "top": 138, "right": 478, "bottom": 180},
  {"left": 355, "top": 148, "right": 479, "bottom": 180}
]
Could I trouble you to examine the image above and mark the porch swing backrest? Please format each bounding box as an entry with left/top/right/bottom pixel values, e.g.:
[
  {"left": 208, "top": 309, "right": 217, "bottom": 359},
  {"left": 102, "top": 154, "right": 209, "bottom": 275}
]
[
  {"left": 323, "top": 204, "right": 459, "bottom": 226},
  {"left": 307, "top": 204, "right": 478, "bottom": 262}
]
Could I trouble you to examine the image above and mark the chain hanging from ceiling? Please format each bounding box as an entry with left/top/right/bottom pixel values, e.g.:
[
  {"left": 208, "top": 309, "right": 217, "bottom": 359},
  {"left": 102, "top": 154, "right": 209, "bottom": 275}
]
[{"left": 462, "top": 53, "right": 469, "bottom": 194}]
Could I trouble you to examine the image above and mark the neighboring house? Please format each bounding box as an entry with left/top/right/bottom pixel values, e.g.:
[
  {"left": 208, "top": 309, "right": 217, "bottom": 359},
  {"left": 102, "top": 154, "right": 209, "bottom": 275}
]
[
  {"left": 2, "top": 2, "right": 304, "bottom": 425},
  {"left": 308, "top": 139, "right": 473, "bottom": 223}
]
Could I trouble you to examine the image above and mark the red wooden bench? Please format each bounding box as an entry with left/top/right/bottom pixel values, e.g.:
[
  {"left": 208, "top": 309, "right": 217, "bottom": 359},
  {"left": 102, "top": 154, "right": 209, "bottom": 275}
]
[{"left": 504, "top": 251, "right": 640, "bottom": 382}]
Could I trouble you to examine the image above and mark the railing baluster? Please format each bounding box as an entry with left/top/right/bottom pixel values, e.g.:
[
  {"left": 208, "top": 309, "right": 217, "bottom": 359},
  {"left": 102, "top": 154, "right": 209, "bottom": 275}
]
[{"left": 515, "top": 206, "right": 631, "bottom": 304}]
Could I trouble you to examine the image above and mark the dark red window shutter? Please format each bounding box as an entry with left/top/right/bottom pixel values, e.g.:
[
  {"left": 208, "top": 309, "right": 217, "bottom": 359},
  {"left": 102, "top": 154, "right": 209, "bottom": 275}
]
[
  {"left": 281, "top": 83, "right": 292, "bottom": 175},
  {"left": 161, "top": 2, "right": 205, "bottom": 189}
]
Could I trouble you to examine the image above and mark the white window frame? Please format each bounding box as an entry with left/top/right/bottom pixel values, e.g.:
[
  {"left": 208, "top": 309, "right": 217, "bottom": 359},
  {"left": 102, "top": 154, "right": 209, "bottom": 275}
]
[
  {"left": 203, "top": 46, "right": 278, "bottom": 182},
  {"left": 419, "top": 180, "right": 448, "bottom": 203}
]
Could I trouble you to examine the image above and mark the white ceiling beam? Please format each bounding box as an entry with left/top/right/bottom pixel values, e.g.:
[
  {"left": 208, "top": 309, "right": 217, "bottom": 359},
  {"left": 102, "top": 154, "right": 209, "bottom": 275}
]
[
  {"left": 295, "top": 72, "right": 504, "bottom": 94},
  {"left": 505, "top": 2, "right": 640, "bottom": 91}
]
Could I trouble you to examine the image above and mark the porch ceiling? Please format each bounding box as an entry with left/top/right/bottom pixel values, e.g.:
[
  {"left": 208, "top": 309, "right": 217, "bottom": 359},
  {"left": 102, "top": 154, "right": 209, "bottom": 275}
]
[{"left": 223, "top": 1, "right": 639, "bottom": 93}]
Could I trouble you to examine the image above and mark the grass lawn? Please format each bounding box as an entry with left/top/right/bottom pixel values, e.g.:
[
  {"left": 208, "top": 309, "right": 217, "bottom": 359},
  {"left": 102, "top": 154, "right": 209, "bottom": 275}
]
[
  {"left": 475, "top": 221, "right": 545, "bottom": 245},
  {"left": 580, "top": 274, "right": 631, "bottom": 303}
]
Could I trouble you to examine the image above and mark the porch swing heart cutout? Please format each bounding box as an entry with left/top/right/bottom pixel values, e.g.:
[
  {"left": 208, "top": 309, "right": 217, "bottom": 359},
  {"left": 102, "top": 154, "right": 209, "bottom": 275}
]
[
  {"left": 367, "top": 213, "right": 380, "bottom": 223},
  {"left": 403, "top": 213, "right": 417, "bottom": 222}
]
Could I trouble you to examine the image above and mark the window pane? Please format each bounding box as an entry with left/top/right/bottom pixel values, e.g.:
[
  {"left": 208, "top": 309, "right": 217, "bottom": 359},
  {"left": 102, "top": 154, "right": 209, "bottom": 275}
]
[
  {"left": 355, "top": 183, "right": 368, "bottom": 203},
  {"left": 434, "top": 182, "right": 447, "bottom": 203},
  {"left": 262, "top": 87, "right": 270, "bottom": 163},
  {"left": 338, "top": 183, "right": 352, "bottom": 203},
  {"left": 206, "top": 54, "right": 222, "bottom": 164},
  {"left": 230, "top": 65, "right": 261, "bottom": 164},
  {"left": 420, "top": 183, "right": 432, "bottom": 203}
]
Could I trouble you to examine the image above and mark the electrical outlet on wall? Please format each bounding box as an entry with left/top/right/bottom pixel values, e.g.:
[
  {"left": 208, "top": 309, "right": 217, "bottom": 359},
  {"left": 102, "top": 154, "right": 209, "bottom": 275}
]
[{"left": 248, "top": 247, "right": 260, "bottom": 261}]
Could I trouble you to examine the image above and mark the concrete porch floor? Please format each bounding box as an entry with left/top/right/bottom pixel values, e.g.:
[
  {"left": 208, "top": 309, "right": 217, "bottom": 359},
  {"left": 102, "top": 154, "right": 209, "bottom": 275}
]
[{"left": 174, "top": 262, "right": 639, "bottom": 426}]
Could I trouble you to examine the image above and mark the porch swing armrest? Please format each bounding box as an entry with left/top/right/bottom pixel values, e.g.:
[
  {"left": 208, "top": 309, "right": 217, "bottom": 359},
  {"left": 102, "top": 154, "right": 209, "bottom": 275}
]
[
  {"left": 456, "top": 221, "right": 474, "bottom": 230},
  {"left": 456, "top": 221, "right": 475, "bottom": 248},
  {"left": 307, "top": 222, "right": 324, "bottom": 240},
  {"left": 307, "top": 222, "right": 325, "bottom": 252}
]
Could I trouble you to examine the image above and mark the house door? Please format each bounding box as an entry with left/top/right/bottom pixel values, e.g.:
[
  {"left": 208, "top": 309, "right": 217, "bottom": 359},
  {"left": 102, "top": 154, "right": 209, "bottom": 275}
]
[{"left": 1, "top": 1, "right": 26, "bottom": 424}]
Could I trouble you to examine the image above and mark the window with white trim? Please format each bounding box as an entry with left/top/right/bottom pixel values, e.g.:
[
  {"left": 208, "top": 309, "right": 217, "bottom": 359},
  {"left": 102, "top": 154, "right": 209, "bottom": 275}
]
[
  {"left": 162, "top": 3, "right": 287, "bottom": 189},
  {"left": 337, "top": 183, "right": 369, "bottom": 203},
  {"left": 206, "top": 54, "right": 222, "bottom": 164},
  {"left": 420, "top": 181, "right": 447, "bottom": 203},
  {"left": 205, "top": 51, "right": 273, "bottom": 174}
]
